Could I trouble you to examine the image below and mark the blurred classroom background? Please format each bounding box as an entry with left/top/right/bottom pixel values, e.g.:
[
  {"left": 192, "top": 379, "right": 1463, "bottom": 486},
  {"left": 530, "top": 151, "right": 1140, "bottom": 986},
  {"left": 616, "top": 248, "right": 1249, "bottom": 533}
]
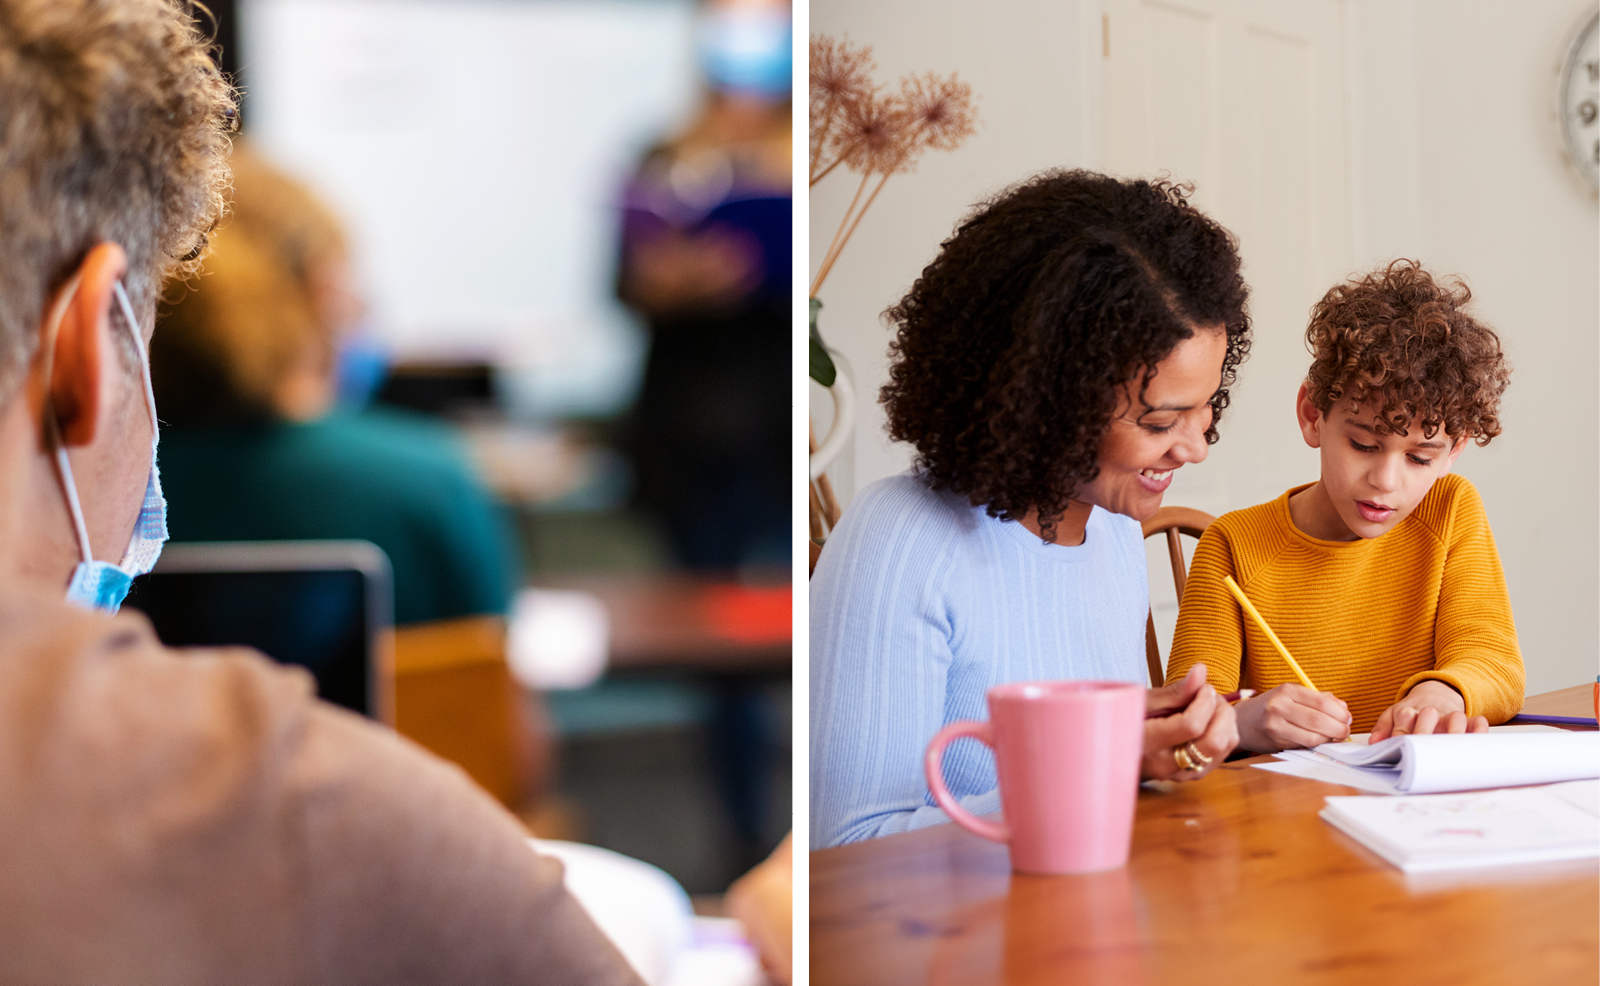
[{"left": 149, "top": 0, "right": 792, "bottom": 905}]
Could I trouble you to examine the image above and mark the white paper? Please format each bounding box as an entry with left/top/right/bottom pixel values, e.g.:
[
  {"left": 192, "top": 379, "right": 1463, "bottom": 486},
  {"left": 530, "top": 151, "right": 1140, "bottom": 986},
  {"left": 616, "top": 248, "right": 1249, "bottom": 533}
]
[
  {"left": 1253, "top": 727, "right": 1598, "bottom": 794},
  {"left": 1320, "top": 781, "right": 1600, "bottom": 872}
]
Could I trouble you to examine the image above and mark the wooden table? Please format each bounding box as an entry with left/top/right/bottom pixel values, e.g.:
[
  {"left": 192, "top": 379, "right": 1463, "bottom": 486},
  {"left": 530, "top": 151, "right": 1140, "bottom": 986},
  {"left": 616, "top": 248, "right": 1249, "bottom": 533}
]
[
  {"left": 811, "top": 688, "right": 1599, "bottom": 985},
  {"left": 1514, "top": 683, "right": 1596, "bottom": 722}
]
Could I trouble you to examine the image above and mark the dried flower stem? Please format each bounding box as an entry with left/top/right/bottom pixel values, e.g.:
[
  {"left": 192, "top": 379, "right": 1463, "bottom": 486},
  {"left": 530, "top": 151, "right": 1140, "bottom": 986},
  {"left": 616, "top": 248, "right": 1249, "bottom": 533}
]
[
  {"left": 811, "top": 162, "right": 899, "bottom": 297},
  {"left": 809, "top": 151, "right": 847, "bottom": 187},
  {"left": 809, "top": 98, "right": 840, "bottom": 183},
  {"left": 811, "top": 171, "right": 873, "bottom": 296}
]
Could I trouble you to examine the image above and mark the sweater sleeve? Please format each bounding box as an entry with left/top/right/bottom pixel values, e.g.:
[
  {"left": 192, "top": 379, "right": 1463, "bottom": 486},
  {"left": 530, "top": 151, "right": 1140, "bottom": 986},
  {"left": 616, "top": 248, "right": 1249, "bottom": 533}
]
[
  {"left": 1400, "top": 479, "right": 1524, "bottom": 722},
  {"left": 1165, "top": 523, "right": 1246, "bottom": 691},
  {"left": 808, "top": 480, "right": 999, "bottom": 848}
]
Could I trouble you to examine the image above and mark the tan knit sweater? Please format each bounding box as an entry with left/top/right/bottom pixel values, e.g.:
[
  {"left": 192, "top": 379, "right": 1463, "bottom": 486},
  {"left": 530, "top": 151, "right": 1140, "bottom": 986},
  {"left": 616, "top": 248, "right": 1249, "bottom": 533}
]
[
  {"left": 1165, "top": 474, "right": 1524, "bottom": 731},
  {"left": 0, "top": 586, "right": 643, "bottom": 986}
]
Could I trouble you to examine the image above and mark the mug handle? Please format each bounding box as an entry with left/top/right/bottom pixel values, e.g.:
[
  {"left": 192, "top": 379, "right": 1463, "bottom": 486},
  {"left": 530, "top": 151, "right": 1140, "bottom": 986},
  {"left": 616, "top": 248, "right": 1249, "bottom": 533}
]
[{"left": 924, "top": 720, "right": 1011, "bottom": 844}]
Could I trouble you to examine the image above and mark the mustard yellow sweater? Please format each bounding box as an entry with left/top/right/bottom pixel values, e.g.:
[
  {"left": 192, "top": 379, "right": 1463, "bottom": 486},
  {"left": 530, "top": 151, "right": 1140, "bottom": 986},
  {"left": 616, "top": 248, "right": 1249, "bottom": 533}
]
[{"left": 1165, "top": 474, "right": 1524, "bottom": 731}]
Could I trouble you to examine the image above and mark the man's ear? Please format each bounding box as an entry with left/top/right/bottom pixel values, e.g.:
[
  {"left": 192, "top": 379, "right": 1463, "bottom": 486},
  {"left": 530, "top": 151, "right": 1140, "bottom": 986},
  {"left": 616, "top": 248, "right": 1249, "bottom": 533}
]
[
  {"left": 44, "top": 243, "right": 128, "bottom": 447},
  {"left": 1294, "top": 382, "right": 1324, "bottom": 450},
  {"left": 1441, "top": 433, "right": 1469, "bottom": 473}
]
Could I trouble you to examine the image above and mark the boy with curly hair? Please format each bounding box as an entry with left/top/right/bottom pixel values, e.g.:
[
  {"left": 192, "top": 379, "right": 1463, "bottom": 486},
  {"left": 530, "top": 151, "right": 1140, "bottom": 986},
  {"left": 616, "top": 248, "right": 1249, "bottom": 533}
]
[{"left": 1166, "top": 260, "right": 1523, "bottom": 753}]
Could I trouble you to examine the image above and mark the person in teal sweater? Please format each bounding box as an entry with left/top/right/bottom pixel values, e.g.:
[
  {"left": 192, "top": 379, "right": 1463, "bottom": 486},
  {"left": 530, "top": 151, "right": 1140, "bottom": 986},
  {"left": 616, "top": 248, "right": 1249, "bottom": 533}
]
[{"left": 150, "top": 145, "right": 517, "bottom": 626}]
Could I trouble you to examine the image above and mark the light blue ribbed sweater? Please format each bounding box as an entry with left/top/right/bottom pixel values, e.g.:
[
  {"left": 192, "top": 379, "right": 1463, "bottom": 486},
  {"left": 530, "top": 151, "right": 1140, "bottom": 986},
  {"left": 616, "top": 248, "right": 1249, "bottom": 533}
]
[{"left": 810, "top": 472, "right": 1149, "bottom": 848}]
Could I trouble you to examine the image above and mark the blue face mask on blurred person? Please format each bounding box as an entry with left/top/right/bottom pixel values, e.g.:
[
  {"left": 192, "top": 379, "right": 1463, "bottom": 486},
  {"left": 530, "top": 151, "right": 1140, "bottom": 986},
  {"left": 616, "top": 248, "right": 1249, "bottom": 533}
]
[
  {"left": 43, "top": 277, "right": 169, "bottom": 614},
  {"left": 697, "top": 7, "right": 792, "bottom": 99},
  {"left": 334, "top": 328, "right": 390, "bottom": 410}
]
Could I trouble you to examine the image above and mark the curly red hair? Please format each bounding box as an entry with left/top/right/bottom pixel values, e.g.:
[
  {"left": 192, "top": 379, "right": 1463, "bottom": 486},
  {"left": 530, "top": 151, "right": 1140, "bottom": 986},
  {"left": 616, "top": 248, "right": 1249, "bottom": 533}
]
[{"left": 1304, "top": 260, "right": 1509, "bottom": 446}]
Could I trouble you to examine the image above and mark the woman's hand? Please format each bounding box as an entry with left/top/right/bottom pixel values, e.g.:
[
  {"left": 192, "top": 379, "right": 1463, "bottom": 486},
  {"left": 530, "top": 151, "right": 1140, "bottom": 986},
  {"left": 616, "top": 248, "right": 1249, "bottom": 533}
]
[
  {"left": 1141, "top": 663, "right": 1239, "bottom": 782},
  {"left": 1234, "top": 684, "right": 1350, "bottom": 753}
]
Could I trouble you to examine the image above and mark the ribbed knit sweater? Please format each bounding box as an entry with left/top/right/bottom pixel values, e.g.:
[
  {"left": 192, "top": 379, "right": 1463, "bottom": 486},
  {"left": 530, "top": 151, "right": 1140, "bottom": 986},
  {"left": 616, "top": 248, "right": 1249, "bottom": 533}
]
[
  {"left": 810, "top": 473, "right": 1149, "bottom": 848},
  {"left": 1165, "top": 474, "right": 1524, "bottom": 731}
]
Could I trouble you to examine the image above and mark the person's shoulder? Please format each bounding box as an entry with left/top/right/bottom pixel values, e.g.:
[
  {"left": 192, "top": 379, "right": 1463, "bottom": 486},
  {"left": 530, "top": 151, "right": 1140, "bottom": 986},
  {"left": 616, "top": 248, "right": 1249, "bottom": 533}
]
[
  {"left": 1188, "top": 494, "right": 1299, "bottom": 580},
  {"left": 1206, "top": 495, "right": 1287, "bottom": 545},
  {"left": 0, "top": 585, "right": 322, "bottom": 812},
  {"left": 292, "top": 409, "right": 481, "bottom": 495},
  {"left": 315, "top": 407, "right": 464, "bottom": 462},
  {"left": 835, "top": 472, "right": 981, "bottom": 543},
  {"left": 812, "top": 472, "right": 978, "bottom": 591},
  {"left": 1407, "top": 472, "right": 1484, "bottom": 541}
]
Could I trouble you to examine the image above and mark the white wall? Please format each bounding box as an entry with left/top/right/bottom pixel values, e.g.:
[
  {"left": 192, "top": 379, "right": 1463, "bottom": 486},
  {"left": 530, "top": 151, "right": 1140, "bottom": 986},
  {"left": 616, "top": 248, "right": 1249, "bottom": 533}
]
[
  {"left": 1347, "top": 0, "right": 1599, "bottom": 695},
  {"left": 811, "top": 0, "right": 1598, "bottom": 697},
  {"left": 808, "top": 0, "right": 1101, "bottom": 500}
]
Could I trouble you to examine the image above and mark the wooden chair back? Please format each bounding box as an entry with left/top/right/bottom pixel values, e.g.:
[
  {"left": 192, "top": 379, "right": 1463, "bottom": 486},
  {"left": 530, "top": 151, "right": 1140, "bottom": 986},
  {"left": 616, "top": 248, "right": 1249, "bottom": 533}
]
[
  {"left": 392, "top": 614, "right": 549, "bottom": 810},
  {"left": 1141, "top": 506, "right": 1216, "bottom": 687}
]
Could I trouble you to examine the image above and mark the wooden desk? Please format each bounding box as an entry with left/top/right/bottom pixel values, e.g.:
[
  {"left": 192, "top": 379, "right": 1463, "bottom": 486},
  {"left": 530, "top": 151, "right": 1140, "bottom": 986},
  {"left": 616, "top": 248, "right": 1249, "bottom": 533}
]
[
  {"left": 542, "top": 573, "right": 790, "bottom": 674},
  {"left": 1517, "top": 683, "right": 1596, "bottom": 721},
  {"left": 811, "top": 691, "right": 1599, "bottom": 985}
]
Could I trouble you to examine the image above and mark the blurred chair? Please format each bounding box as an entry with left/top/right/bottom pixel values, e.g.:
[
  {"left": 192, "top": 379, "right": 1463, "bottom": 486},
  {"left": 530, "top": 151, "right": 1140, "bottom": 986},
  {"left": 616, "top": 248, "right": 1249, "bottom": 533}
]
[
  {"left": 393, "top": 615, "right": 549, "bottom": 811},
  {"left": 1141, "top": 506, "right": 1215, "bottom": 686}
]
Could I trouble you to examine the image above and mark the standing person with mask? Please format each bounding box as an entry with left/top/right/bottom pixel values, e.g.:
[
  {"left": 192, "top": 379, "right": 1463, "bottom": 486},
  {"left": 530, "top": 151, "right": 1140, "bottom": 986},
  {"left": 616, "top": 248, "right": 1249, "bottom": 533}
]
[
  {"left": 618, "top": 0, "right": 792, "bottom": 572},
  {"left": 615, "top": 0, "right": 793, "bottom": 880},
  {"left": 0, "top": 2, "right": 642, "bottom": 981}
]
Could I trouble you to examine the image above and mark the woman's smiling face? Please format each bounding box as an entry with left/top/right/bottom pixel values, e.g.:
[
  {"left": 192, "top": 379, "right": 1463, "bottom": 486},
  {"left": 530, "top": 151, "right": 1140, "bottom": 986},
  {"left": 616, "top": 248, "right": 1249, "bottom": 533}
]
[{"left": 1076, "top": 327, "right": 1227, "bottom": 522}]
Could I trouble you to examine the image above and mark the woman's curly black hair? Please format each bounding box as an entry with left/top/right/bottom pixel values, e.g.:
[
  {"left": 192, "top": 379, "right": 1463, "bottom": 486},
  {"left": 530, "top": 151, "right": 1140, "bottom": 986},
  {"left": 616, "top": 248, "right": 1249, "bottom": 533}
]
[{"left": 881, "top": 170, "right": 1251, "bottom": 540}]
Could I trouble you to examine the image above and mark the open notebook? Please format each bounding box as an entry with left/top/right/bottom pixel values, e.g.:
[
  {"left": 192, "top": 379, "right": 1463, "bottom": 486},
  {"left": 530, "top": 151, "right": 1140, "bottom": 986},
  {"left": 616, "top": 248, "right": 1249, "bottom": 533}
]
[
  {"left": 1255, "top": 727, "right": 1600, "bottom": 794},
  {"left": 1320, "top": 780, "right": 1600, "bottom": 873}
]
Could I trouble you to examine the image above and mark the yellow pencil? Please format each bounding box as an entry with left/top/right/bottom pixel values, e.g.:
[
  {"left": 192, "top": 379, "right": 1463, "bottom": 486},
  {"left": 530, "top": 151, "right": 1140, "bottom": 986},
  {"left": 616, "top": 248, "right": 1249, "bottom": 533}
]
[{"left": 1222, "top": 575, "right": 1319, "bottom": 692}]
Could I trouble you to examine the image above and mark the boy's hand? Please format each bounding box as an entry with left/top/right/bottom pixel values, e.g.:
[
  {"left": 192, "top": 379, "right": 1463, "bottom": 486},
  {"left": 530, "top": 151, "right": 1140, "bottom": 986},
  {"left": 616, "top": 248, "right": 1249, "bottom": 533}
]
[
  {"left": 1142, "top": 663, "right": 1239, "bottom": 782},
  {"left": 1369, "top": 680, "right": 1488, "bottom": 742},
  {"left": 1234, "top": 684, "right": 1351, "bottom": 753}
]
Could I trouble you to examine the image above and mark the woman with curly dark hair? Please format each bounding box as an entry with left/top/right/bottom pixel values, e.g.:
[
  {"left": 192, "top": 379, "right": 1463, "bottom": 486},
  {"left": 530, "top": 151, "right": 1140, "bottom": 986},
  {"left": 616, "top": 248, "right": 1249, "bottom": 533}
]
[{"left": 810, "top": 170, "right": 1252, "bottom": 847}]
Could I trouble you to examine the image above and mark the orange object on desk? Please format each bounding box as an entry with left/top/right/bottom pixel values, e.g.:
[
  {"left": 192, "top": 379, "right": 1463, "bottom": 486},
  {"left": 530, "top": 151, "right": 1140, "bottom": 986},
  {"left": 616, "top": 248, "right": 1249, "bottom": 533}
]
[{"left": 702, "top": 584, "right": 792, "bottom": 645}]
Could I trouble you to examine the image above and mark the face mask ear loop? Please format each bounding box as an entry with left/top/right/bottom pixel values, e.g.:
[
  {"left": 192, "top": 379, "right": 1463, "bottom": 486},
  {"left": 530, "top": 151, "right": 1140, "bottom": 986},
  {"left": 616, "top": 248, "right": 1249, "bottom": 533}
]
[
  {"left": 112, "top": 281, "right": 158, "bottom": 433},
  {"left": 37, "top": 275, "right": 95, "bottom": 567}
]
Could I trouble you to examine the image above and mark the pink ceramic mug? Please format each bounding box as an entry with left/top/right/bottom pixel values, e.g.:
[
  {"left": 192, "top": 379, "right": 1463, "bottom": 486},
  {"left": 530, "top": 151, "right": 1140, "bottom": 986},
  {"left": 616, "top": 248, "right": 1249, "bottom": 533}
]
[{"left": 924, "top": 680, "right": 1145, "bottom": 874}]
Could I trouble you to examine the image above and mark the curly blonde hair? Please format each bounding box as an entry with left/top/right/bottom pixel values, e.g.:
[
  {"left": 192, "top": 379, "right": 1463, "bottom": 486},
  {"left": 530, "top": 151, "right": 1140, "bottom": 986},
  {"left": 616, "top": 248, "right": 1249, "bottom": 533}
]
[
  {"left": 1304, "top": 260, "right": 1510, "bottom": 446},
  {"left": 0, "top": 0, "right": 236, "bottom": 408},
  {"left": 152, "top": 142, "right": 350, "bottom": 423}
]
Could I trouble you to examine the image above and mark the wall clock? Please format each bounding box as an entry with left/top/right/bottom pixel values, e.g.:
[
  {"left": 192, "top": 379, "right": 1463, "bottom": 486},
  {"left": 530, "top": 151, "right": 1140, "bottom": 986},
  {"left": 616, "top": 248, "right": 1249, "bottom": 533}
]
[{"left": 1559, "top": 8, "right": 1599, "bottom": 190}]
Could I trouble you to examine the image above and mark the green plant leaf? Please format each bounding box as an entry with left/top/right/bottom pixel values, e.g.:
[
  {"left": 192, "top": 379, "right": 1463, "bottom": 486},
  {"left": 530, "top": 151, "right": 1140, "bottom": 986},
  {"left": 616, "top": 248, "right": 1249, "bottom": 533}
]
[
  {"left": 810, "top": 335, "right": 837, "bottom": 387},
  {"left": 809, "top": 298, "right": 836, "bottom": 386}
]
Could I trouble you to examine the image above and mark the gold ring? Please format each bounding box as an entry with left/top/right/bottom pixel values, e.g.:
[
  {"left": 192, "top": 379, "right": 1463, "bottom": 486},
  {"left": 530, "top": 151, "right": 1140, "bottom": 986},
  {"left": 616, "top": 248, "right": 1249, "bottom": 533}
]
[
  {"left": 1184, "top": 741, "right": 1213, "bottom": 767},
  {"left": 1173, "top": 745, "right": 1197, "bottom": 772}
]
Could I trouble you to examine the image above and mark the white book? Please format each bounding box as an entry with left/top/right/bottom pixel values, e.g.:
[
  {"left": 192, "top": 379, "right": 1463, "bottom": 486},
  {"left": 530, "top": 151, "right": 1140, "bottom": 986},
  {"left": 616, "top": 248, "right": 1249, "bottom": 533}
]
[
  {"left": 1257, "top": 729, "right": 1600, "bottom": 795},
  {"left": 1320, "top": 780, "right": 1600, "bottom": 873}
]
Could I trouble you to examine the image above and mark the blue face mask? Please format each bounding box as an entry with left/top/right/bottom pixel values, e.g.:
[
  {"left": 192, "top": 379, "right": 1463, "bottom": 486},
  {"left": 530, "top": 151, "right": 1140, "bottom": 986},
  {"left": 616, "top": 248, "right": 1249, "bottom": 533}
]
[
  {"left": 44, "top": 278, "right": 169, "bottom": 614},
  {"left": 697, "top": 7, "right": 792, "bottom": 99}
]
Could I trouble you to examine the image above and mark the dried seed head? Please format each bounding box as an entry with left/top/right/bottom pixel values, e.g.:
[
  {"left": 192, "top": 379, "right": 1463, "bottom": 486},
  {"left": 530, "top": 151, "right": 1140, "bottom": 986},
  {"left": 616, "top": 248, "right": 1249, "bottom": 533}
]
[
  {"left": 901, "top": 71, "right": 977, "bottom": 153},
  {"left": 832, "top": 93, "right": 913, "bottom": 175}
]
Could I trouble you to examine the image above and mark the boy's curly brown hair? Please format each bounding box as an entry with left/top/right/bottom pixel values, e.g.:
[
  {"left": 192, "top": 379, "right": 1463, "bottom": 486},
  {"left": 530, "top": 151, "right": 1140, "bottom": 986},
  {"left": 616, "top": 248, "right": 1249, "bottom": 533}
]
[
  {"left": 1304, "top": 260, "right": 1510, "bottom": 446},
  {"left": 880, "top": 170, "right": 1251, "bottom": 540}
]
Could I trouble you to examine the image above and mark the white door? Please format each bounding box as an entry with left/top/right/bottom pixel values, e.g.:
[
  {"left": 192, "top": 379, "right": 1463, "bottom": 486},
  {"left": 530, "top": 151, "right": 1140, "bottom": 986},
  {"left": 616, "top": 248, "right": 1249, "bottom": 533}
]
[{"left": 1102, "top": 0, "right": 1354, "bottom": 671}]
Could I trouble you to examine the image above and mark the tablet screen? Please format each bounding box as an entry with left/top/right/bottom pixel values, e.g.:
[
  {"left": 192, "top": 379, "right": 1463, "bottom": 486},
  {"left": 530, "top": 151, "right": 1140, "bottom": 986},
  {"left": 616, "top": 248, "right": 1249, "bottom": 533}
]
[{"left": 125, "top": 568, "right": 372, "bottom": 717}]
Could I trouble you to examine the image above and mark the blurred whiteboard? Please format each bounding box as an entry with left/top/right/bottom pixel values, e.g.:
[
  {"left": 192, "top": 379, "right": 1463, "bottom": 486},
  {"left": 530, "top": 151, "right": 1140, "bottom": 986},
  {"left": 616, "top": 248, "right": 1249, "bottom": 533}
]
[{"left": 242, "top": 0, "right": 700, "bottom": 415}]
